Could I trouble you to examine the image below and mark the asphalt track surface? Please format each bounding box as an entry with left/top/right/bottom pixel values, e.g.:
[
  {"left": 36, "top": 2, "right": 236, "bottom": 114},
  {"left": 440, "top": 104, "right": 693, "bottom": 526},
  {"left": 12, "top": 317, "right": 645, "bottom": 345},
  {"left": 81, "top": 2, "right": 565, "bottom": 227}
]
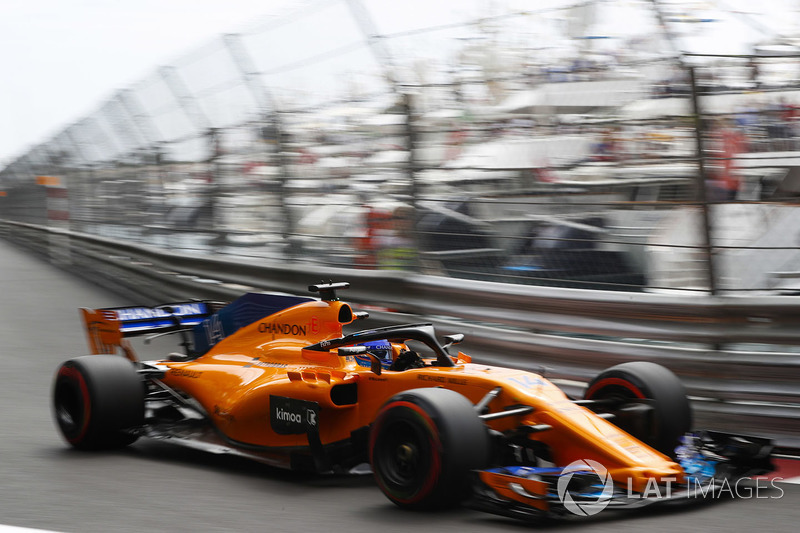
[{"left": 0, "top": 238, "right": 798, "bottom": 533}]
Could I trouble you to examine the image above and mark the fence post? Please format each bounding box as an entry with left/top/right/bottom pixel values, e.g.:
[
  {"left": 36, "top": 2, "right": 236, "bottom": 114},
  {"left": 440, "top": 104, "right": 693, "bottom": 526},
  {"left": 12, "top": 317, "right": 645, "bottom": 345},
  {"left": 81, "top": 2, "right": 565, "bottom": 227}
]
[
  {"left": 159, "top": 66, "right": 217, "bottom": 235},
  {"left": 688, "top": 65, "right": 718, "bottom": 295},
  {"left": 223, "top": 34, "right": 295, "bottom": 259},
  {"left": 403, "top": 92, "right": 422, "bottom": 272}
]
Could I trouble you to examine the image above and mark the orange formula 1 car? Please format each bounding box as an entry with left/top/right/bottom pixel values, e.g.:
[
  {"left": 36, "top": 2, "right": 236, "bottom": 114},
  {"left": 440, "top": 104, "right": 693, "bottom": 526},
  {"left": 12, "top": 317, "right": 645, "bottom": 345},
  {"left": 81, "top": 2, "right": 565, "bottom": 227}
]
[{"left": 52, "top": 282, "right": 774, "bottom": 520}]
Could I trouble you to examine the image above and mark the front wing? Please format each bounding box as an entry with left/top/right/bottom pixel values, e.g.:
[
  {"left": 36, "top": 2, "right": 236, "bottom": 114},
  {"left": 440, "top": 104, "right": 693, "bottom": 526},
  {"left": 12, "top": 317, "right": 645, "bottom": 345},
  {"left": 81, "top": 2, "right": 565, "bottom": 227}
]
[{"left": 469, "top": 431, "right": 775, "bottom": 521}]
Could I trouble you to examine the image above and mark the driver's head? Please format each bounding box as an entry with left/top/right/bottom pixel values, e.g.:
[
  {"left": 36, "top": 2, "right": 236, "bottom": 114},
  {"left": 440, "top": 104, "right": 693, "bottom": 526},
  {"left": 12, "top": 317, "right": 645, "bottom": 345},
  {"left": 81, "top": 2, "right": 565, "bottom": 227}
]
[{"left": 355, "top": 339, "right": 393, "bottom": 369}]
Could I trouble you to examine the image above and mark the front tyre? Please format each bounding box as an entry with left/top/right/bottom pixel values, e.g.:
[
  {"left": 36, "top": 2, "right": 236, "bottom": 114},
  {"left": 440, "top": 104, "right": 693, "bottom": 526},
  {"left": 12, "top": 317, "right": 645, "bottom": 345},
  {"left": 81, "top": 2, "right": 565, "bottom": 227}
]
[
  {"left": 369, "top": 388, "right": 490, "bottom": 510},
  {"left": 585, "top": 361, "right": 692, "bottom": 456},
  {"left": 53, "top": 355, "right": 145, "bottom": 450}
]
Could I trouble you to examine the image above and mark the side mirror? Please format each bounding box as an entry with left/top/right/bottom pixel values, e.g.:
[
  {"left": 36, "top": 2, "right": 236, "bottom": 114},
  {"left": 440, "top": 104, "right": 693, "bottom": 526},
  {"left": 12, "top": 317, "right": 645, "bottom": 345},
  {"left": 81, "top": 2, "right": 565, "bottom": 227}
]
[
  {"left": 338, "top": 345, "right": 381, "bottom": 375},
  {"left": 442, "top": 333, "right": 465, "bottom": 353},
  {"left": 338, "top": 346, "right": 367, "bottom": 356}
]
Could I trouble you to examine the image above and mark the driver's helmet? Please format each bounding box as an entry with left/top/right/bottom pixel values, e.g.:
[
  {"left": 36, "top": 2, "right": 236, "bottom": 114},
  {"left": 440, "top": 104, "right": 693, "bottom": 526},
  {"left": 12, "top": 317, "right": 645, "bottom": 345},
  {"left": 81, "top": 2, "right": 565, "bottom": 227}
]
[{"left": 355, "top": 339, "right": 393, "bottom": 370}]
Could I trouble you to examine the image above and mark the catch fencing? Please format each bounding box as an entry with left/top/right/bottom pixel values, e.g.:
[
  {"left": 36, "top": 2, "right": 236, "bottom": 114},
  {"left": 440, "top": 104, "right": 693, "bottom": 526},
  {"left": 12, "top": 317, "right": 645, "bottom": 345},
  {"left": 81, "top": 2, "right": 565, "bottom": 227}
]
[{"left": 3, "top": 1, "right": 800, "bottom": 293}]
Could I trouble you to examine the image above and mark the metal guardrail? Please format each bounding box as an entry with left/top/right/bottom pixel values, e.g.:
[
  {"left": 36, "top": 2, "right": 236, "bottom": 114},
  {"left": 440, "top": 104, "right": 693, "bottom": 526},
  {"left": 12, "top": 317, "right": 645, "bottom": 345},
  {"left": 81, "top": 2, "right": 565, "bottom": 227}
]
[{"left": 2, "top": 219, "right": 798, "bottom": 447}]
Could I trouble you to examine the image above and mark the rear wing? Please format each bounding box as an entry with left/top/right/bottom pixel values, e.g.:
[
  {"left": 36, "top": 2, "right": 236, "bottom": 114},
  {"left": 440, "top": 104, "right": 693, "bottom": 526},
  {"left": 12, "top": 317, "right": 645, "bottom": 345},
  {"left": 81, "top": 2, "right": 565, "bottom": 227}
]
[{"left": 81, "top": 302, "right": 216, "bottom": 356}]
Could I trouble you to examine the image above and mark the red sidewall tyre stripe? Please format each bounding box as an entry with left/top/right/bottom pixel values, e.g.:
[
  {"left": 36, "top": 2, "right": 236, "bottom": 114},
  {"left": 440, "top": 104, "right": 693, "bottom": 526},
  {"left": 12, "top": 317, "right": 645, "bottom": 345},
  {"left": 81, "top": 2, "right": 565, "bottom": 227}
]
[{"left": 586, "top": 376, "right": 646, "bottom": 399}]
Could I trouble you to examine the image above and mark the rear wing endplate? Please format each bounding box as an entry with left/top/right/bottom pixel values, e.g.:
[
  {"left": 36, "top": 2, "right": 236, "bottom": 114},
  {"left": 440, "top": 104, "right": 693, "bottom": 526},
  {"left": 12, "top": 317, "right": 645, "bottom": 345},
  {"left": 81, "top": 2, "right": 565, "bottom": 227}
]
[{"left": 81, "top": 302, "right": 213, "bottom": 356}]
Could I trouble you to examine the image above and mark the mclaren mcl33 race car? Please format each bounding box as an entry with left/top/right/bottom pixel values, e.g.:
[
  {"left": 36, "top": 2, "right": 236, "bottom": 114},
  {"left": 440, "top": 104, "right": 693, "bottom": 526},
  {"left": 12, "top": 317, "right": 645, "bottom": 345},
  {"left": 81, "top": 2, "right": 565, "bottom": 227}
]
[{"left": 52, "top": 282, "right": 774, "bottom": 521}]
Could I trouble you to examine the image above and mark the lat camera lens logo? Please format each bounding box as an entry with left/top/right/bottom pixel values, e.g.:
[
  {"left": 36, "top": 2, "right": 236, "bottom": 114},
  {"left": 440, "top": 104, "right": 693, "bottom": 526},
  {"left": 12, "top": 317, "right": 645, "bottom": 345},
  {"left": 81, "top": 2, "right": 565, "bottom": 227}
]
[{"left": 557, "top": 459, "right": 615, "bottom": 516}]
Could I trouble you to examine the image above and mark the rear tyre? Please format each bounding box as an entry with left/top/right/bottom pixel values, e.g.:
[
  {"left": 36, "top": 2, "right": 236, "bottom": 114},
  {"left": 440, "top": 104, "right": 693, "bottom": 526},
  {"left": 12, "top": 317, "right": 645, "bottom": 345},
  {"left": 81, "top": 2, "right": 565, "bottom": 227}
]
[
  {"left": 53, "top": 355, "right": 145, "bottom": 450},
  {"left": 585, "top": 361, "right": 692, "bottom": 456},
  {"left": 369, "top": 388, "right": 490, "bottom": 510}
]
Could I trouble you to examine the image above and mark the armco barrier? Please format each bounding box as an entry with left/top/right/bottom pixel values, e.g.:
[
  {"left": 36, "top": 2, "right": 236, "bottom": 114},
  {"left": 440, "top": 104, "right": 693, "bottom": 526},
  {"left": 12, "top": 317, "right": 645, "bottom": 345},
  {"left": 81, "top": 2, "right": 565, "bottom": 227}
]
[{"left": 2, "top": 219, "right": 799, "bottom": 447}]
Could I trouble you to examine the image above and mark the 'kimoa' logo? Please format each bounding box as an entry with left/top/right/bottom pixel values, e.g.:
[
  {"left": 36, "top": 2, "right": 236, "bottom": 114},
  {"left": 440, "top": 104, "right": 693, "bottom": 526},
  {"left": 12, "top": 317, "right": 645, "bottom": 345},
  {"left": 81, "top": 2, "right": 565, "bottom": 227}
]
[
  {"left": 275, "top": 407, "right": 302, "bottom": 423},
  {"left": 556, "top": 459, "right": 615, "bottom": 516}
]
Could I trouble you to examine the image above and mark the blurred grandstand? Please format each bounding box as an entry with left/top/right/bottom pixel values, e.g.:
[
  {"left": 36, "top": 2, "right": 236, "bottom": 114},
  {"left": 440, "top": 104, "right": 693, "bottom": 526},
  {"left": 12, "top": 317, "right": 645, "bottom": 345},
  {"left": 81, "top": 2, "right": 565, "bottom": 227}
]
[{"left": 3, "top": 0, "right": 800, "bottom": 293}]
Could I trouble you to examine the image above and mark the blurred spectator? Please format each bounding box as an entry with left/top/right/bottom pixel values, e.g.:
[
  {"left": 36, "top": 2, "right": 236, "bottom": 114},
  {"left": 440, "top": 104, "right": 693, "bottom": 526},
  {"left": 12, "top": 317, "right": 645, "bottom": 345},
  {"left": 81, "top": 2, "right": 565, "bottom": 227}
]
[
  {"left": 779, "top": 98, "right": 800, "bottom": 149},
  {"left": 734, "top": 100, "right": 760, "bottom": 138},
  {"left": 748, "top": 57, "right": 761, "bottom": 89},
  {"left": 376, "top": 205, "right": 416, "bottom": 270},
  {"left": 356, "top": 205, "right": 392, "bottom": 269},
  {"left": 766, "top": 99, "right": 791, "bottom": 149},
  {"left": 591, "top": 127, "right": 620, "bottom": 162},
  {"left": 355, "top": 204, "right": 416, "bottom": 270},
  {"left": 775, "top": 98, "right": 798, "bottom": 150},
  {"left": 709, "top": 118, "right": 748, "bottom": 201}
]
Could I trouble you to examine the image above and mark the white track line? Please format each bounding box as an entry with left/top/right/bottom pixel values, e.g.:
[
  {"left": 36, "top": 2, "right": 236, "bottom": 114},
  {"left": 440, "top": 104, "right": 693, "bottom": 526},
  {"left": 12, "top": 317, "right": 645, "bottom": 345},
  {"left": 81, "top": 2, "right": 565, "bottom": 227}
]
[{"left": 0, "top": 526, "right": 61, "bottom": 532}]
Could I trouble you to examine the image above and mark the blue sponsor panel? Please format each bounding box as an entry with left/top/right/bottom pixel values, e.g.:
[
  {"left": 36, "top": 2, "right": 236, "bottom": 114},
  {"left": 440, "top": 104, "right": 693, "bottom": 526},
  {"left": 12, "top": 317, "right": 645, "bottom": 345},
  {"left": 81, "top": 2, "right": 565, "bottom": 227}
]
[
  {"left": 110, "top": 302, "right": 211, "bottom": 334},
  {"left": 192, "top": 293, "right": 314, "bottom": 354}
]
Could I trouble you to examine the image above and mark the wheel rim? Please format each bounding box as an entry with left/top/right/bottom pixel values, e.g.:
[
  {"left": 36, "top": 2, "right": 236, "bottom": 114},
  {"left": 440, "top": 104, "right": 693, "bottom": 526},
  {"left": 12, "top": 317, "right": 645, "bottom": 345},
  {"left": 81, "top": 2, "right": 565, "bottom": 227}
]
[
  {"left": 375, "top": 418, "right": 431, "bottom": 492},
  {"left": 53, "top": 366, "right": 91, "bottom": 442},
  {"left": 54, "top": 379, "right": 84, "bottom": 436},
  {"left": 55, "top": 395, "right": 79, "bottom": 432}
]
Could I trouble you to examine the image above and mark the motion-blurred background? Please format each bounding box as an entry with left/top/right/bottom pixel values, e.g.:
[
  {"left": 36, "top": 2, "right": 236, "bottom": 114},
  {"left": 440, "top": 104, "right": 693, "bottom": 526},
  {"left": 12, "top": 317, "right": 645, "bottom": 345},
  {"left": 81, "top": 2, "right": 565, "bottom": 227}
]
[{"left": 3, "top": 0, "right": 800, "bottom": 294}]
